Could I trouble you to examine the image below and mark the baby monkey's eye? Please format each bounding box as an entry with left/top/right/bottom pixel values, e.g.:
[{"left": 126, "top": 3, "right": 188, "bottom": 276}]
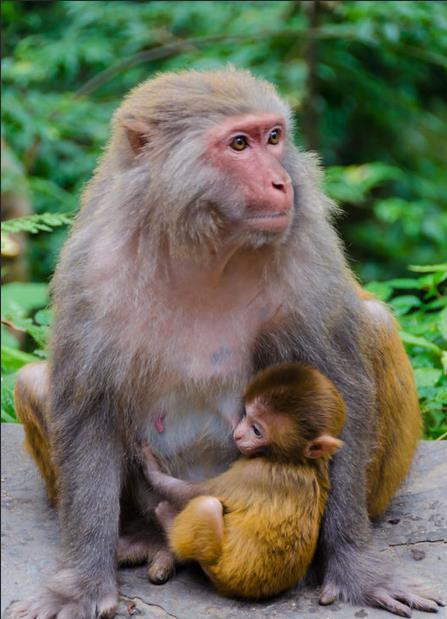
[
  {"left": 268, "top": 128, "right": 281, "bottom": 145},
  {"left": 252, "top": 424, "right": 262, "bottom": 438},
  {"left": 230, "top": 135, "right": 248, "bottom": 151}
]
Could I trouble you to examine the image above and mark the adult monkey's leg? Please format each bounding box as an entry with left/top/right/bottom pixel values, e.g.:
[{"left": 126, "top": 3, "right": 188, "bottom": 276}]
[
  {"left": 364, "top": 302, "right": 421, "bottom": 518},
  {"left": 318, "top": 301, "right": 444, "bottom": 615},
  {"left": 14, "top": 362, "right": 58, "bottom": 503},
  {"left": 10, "top": 361, "right": 123, "bottom": 618}
]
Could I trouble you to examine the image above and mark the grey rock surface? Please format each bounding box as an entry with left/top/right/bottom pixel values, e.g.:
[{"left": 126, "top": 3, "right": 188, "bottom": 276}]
[{"left": 2, "top": 424, "right": 446, "bottom": 618}]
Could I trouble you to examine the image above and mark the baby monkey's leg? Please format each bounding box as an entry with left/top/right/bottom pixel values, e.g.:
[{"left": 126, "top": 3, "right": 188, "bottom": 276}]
[
  {"left": 143, "top": 446, "right": 224, "bottom": 570},
  {"left": 165, "top": 496, "right": 224, "bottom": 566},
  {"left": 155, "top": 500, "right": 179, "bottom": 536}
]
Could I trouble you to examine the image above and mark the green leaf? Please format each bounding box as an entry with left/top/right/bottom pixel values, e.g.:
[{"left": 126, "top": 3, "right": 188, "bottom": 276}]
[
  {"left": 418, "top": 272, "right": 447, "bottom": 299},
  {"left": 1, "top": 324, "right": 19, "bottom": 349},
  {"left": 34, "top": 309, "right": 53, "bottom": 326},
  {"left": 1, "top": 315, "right": 49, "bottom": 350},
  {"left": 399, "top": 331, "right": 442, "bottom": 355},
  {"left": 1, "top": 282, "right": 48, "bottom": 317},
  {"left": 389, "top": 295, "right": 421, "bottom": 316},
  {"left": 414, "top": 368, "right": 442, "bottom": 389},
  {"left": 325, "top": 163, "right": 402, "bottom": 205},
  {"left": 26, "top": 324, "right": 49, "bottom": 349},
  {"left": 439, "top": 308, "right": 447, "bottom": 342},
  {"left": 425, "top": 297, "right": 447, "bottom": 311},
  {"left": 433, "top": 385, "right": 447, "bottom": 404},
  {"left": 409, "top": 264, "right": 447, "bottom": 273},
  {"left": 386, "top": 278, "right": 421, "bottom": 290},
  {"left": 1, "top": 345, "right": 40, "bottom": 374},
  {"left": 364, "top": 281, "right": 393, "bottom": 301},
  {"left": 1, "top": 212, "right": 73, "bottom": 237},
  {"left": 1, "top": 373, "right": 18, "bottom": 423}
]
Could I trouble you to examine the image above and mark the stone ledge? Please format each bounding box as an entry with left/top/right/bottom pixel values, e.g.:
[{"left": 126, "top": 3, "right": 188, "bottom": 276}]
[{"left": 1, "top": 424, "right": 446, "bottom": 618}]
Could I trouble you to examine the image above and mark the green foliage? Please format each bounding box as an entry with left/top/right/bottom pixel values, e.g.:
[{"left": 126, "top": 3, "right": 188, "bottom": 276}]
[
  {"left": 1, "top": 212, "right": 73, "bottom": 253},
  {"left": 366, "top": 264, "right": 447, "bottom": 440},
  {"left": 2, "top": 1, "right": 446, "bottom": 279},
  {"left": 1, "top": 282, "right": 50, "bottom": 422},
  {"left": 1, "top": 212, "right": 73, "bottom": 236}
]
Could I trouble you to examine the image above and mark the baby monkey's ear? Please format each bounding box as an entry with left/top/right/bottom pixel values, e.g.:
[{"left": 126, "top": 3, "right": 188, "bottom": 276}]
[{"left": 304, "top": 435, "right": 343, "bottom": 459}]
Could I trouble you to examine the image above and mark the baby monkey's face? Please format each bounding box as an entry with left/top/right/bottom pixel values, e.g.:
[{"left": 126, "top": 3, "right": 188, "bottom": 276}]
[
  {"left": 233, "top": 396, "right": 343, "bottom": 460},
  {"left": 233, "top": 399, "right": 271, "bottom": 455}
]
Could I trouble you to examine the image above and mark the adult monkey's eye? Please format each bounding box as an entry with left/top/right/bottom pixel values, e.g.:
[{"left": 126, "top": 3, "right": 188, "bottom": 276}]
[
  {"left": 230, "top": 135, "right": 248, "bottom": 151},
  {"left": 268, "top": 128, "right": 281, "bottom": 145}
]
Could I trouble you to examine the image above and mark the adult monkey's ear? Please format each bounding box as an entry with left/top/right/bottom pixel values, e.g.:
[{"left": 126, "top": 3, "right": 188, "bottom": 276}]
[{"left": 121, "top": 118, "right": 152, "bottom": 154}]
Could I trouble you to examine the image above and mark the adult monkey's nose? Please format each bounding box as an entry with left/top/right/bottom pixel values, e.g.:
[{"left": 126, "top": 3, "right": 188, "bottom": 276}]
[{"left": 272, "top": 180, "right": 286, "bottom": 193}]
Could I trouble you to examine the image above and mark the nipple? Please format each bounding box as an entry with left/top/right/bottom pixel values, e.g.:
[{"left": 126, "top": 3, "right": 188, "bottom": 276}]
[{"left": 153, "top": 411, "right": 166, "bottom": 434}]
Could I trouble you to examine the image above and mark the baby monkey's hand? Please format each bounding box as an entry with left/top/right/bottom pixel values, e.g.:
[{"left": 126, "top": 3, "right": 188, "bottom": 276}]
[{"left": 142, "top": 441, "right": 161, "bottom": 473}]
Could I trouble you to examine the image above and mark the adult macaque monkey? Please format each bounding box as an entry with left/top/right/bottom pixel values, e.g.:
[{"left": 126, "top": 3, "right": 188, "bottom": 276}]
[{"left": 11, "top": 68, "right": 443, "bottom": 618}]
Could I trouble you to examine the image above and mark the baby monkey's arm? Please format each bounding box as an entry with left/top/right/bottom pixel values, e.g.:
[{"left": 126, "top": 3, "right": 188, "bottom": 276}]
[{"left": 142, "top": 443, "right": 201, "bottom": 508}]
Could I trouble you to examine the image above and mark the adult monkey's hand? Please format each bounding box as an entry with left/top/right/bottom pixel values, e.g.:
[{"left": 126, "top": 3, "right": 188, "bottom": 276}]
[{"left": 10, "top": 68, "right": 443, "bottom": 617}]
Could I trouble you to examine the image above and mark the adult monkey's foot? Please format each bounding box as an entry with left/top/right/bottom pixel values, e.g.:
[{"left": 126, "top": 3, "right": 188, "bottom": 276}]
[
  {"left": 319, "top": 550, "right": 445, "bottom": 616},
  {"left": 8, "top": 568, "right": 118, "bottom": 619}
]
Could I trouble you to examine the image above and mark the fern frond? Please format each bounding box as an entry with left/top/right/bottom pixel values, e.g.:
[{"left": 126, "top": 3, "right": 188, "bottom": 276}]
[{"left": 1, "top": 212, "right": 73, "bottom": 236}]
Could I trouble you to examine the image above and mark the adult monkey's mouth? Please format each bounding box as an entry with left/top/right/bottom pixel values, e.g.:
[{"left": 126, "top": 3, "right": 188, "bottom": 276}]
[{"left": 245, "top": 210, "right": 291, "bottom": 231}]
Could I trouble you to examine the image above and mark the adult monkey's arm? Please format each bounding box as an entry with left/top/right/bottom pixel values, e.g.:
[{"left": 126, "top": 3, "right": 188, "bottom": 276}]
[
  {"left": 51, "top": 401, "right": 122, "bottom": 615},
  {"left": 12, "top": 354, "right": 124, "bottom": 617}
]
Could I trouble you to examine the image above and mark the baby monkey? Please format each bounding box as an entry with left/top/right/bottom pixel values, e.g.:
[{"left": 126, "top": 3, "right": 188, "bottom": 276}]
[{"left": 143, "top": 363, "right": 346, "bottom": 600}]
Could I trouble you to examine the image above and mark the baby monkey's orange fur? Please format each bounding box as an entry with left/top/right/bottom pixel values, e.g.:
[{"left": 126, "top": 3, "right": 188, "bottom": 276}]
[{"left": 143, "top": 363, "right": 346, "bottom": 600}]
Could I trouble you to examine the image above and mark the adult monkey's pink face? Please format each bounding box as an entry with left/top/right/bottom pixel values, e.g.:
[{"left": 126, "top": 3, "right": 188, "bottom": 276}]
[{"left": 205, "top": 113, "right": 294, "bottom": 233}]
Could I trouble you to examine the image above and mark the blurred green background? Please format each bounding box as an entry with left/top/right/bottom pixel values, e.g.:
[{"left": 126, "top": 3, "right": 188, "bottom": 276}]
[{"left": 1, "top": 1, "right": 446, "bottom": 437}]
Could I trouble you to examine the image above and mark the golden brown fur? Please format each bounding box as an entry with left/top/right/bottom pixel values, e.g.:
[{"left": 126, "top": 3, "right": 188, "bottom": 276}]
[
  {"left": 358, "top": 290, "right": 421, "bottom": 517},
  {"left": 171, "top": 458, "right": 327, "bottom": 599},
  {"left": 14, "top": 362, "right": 58, "bottom": 504}
]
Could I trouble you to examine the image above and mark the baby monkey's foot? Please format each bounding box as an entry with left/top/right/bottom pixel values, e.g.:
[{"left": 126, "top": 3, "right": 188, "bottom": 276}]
[{"left": 148, "top": 548, "right": 176, "bottom": 585}]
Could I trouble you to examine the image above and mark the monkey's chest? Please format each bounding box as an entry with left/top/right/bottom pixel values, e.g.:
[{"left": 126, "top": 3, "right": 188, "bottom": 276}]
[
  {"left": 144, "top": 388, "right": 241, "bottom": 481},
  {"left": 142, "top": 311, "right": 264, "bottom": 480},
  {"left": 141, "top": 293, "right": 282, "bottom": 480},
  {"left": 140, "top": 271, "right": 284, "bottom": 385},
  {"left": 159, "top": 307, "right": 260, "bottom": 381}
]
